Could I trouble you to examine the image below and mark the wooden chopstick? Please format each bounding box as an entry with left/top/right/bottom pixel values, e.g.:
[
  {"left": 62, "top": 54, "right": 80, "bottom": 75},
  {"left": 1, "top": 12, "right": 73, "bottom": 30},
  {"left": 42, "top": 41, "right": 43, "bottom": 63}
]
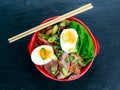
[{"left": 8, "top": 3, "right": 93, "bottom": 43}]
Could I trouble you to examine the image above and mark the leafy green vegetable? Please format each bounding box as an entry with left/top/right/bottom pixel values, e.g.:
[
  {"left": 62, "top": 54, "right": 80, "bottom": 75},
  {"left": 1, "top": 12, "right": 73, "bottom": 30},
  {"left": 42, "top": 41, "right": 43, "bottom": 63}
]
[
  {"left": 84, "top": 57, "right": 94, "bottom": 66},
  {"left": 76, "top": 38, "right": 80, "bottom": 54},
  {"left": 69, "top": 21, "right": 79, "bottom": 30},
  {"left": 69, "top": 21, "right": 94, "bottom": 65}
]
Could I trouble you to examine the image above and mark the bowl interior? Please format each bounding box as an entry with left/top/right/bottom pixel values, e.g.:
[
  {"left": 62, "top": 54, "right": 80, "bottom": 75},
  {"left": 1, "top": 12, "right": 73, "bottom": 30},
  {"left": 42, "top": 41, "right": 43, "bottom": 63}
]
[{"left": 27, "top": 16, "right": 100, "bottom": 82}]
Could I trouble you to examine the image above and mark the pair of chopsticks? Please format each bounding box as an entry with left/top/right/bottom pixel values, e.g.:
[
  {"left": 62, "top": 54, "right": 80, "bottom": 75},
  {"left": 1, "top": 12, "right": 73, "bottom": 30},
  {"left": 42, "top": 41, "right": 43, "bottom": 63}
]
[{"left": 8, "top": 3, "right": 93, "bottom": 43}]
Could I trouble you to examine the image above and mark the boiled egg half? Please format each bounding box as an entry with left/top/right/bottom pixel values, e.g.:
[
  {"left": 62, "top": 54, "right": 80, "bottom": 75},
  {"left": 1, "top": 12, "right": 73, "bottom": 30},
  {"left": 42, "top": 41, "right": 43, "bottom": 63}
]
[
  {"left": 31, "top": 45, "right": 54, "bottom": 65},
  {"left": 60, "top": 28, "right": 78, "bottom": 53}
]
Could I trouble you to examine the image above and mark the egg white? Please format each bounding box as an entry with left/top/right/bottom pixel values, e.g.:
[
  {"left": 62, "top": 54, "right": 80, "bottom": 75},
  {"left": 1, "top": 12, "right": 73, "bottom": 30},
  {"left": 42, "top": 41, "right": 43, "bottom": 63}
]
[
  {"left": 60, "top": 28, "right": 78, "bottom": 53},
  {"left": 31, "top": 45, "right": 53, "bottom": 65}
]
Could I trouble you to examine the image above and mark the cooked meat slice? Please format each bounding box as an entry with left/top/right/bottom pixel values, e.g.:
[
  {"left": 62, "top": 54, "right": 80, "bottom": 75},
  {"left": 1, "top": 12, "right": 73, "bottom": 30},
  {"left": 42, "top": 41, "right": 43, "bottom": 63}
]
[
  {"left": 44, "top": 60, "right": 58, "bottom": 76},
  {"left": 69, "top": 65, "right": 81, "bottom": 79},
  {"left": 59, "top": 52, "right": 68, "bottom": 62},
  {"left": 70, "top": 53, "right": 84, "bottom": 66},
  {"left": 74, "top": 65, "right": 81, "bottom": 74},
  {"left": 57, "top": 71, "right": 71, "bottom": 80},
  {"left": 69, "top": 62, "right": 81, "bottom": 74},
  {"left": 69, "top": 62, "right": 75, "bottom": 73},
  {"left": 59, "top": 52, "right": 70, "bottom": 70},
  {"left": 68, "top": 54, "right": 84, "bottom": 79},
  {"left": 57, "top": 71, "right": 65, "bottom": 79},
  {"left": 69, "top": 73, "right": 80, "bottom": 80},
  {"left": 57, "top": 52, "right": 71, "bottom": 79}
]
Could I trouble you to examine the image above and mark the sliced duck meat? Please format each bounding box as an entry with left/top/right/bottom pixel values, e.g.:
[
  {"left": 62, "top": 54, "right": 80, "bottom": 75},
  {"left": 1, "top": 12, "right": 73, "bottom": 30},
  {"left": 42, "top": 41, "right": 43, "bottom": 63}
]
[
  {"left": 57, "top": 71, "right": 65, "bottom": 80},
  {"left": 44, "top": 60, "right": 58, "bottom": 76},
  {"left": 57, "top": 61, "right": 71, "bottom": 79},
  {"left": 59, "top": 52, "right": 70, "bottom": 70},
  {"left": 69, "top": 54, "right": 83, "bottom": 73},
  {"left": 69, "top": 63, "right": 81, "bottom": 79},
  {"left": 57, "top": 52, "right": 71, "bottom": 79},
  {"left": 59, "top": 52, "right": 68, "bottom": 61},
  {"left": 57, "top": 71, "right": 71, "bottom": 80},
  {"left": 74, "top": 65, "right": 81, "bottom": 74},
  {"left": 69, "top": 72, "right": 80, "bottom": 80},
  {"left": 68, "top": 54, "right": 84, "bottom": 79},
  {"left": 69, "top": 53, "right": 84, "bottom": 66},
  {"left": 69, "top": 62, "right": 75, "bottom": 73},
  {"left": 69, "top": 63, "right": 81, "bottom": 72}
]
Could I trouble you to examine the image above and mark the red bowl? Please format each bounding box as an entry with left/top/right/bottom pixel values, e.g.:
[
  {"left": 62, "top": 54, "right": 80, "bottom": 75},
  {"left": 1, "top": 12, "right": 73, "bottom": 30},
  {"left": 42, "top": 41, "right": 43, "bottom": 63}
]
[{"left": 27, "top": 16, "right": 100, "bottom": 82}]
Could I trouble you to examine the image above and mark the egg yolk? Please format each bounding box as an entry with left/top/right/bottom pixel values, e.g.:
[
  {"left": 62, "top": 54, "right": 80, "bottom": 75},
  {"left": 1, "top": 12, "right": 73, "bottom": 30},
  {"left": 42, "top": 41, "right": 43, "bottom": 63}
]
[
  {"left": 62, "top": 30, "right": 76, "bottom": 43},
  {"left": 39, "top": 48, "right": 52, "bottom": 60}
]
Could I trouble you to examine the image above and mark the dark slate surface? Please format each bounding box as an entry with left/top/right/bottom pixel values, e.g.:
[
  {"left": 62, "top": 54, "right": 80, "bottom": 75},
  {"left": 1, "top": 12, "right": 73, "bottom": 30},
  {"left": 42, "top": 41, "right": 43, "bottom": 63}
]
[{"left": 0, "top": 0, "right": 120, "bottom": 90}]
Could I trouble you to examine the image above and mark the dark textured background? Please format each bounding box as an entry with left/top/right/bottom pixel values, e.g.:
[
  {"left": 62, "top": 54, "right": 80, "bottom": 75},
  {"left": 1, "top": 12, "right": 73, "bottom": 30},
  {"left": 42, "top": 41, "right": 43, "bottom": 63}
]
[{"left": 0, "top": 0, "right": 120, "bottom": 90}]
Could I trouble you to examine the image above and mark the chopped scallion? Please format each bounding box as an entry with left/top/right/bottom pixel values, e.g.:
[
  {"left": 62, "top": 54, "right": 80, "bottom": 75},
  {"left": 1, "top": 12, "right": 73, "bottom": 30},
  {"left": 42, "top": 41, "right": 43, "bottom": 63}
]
[
  {"left": 37, "top": 33, "right": 50, "bottom": 39},
  {"left": 52, "top": 54, "right": 58, "bottom": 61},
  {"left": 52, "top": 25, "right": 59, "bottom": 34},
  {"left": 65, "top": 57, "right": 69, "bottom": 63},
  {"left": 69, "top": 48, "right": 77, "bottom": 53},
  {"left": 51, "top": 66, "right": 57, "bottom": 76},
  {"left": 70, "top": 56, "right": 75, "bottom": 61},
  {"left": 62, "top": 67, "right": 68, "bottom": 76},
  {"left": 48, "top": 37, "right": 56, "bottom": 43}
]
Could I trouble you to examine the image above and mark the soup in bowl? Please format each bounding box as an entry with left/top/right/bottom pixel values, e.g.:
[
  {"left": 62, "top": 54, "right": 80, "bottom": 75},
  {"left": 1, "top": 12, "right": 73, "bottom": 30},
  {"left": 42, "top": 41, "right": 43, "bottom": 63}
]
[{"left": 27, "top": 16, "right": 100, "bottom": 82}]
